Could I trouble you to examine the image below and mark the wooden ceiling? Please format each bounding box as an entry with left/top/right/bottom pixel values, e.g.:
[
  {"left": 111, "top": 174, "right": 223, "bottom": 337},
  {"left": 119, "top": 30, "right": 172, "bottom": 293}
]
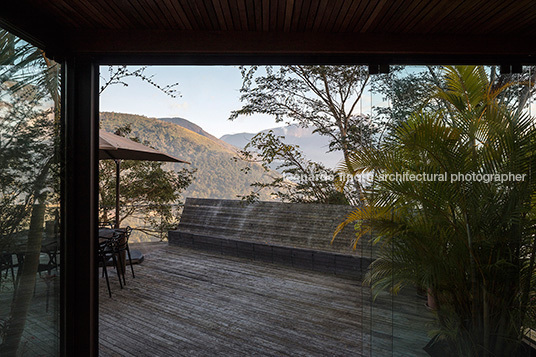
[
  {"left": 2, "top": 0, "right": 536, "bottom": 64},
  {"left": 33, "top": 0, "right": 536, "bottom": 34}
]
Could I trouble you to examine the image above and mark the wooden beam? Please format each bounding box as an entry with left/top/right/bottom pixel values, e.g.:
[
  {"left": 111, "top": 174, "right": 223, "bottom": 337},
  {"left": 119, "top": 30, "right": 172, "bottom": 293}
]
[
  {"left": 0, "top": 1, "right": 61, "bottom": 52},
  {"left": 62, "top": 57, "right": 100, "bottom": 357},
  {"left": 3, "top": 1, "right": 536, "bottom": 64},
  {"left": 58, "top": 30, "right": 536, "bottom": 61}
]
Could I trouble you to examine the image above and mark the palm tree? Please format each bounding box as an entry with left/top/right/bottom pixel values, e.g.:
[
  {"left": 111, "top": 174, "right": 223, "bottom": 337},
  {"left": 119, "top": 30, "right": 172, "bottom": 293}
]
[
  {"left": 334, "top": 66, "right": 536, "bottom": 356},
  {"left": 0, "top": 29, "right": 61, "bottom": 354}
]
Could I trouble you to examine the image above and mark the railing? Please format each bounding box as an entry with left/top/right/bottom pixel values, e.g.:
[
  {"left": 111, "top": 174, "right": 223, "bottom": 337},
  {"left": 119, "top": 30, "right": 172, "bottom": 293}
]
[{"left": 99, "top": 203, "right": 184, "bottom": 242}]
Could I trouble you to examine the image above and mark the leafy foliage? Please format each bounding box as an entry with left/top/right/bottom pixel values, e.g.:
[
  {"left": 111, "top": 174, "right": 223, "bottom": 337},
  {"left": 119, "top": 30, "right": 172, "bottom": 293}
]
[
  {"left": 0, "top": 29, "right": 60, "bottom": 354},
  {"left": 0, "top": 29, "right": 60, "bottom": 256},
  {"left": 0, "top": 88, "right": 54, "bottom": 240},
  {"left": 335, "top": 66, "right": 536, "bottom": 356},
  {"left": 370, "top": 66, "right": 441, "bottom": 132},
  {"left": 235, "top": 131, "right": 353, "bottom": 204},
  {"left": 231, "top": 65, "right": 381, "bottom": 160},
  {"left": 371, "top": 65, "right": 536, "bottom": 135},
  {"left": 100, "top": 112, "right": 274, "bottom": 201},
  {"left": 231, "top": 65, "right": 383, "bottom": 203},
  {"left": 100, "top": 66, "right": 180, "bottom": 98},
  {"left": 98, "top": 125, "right": 195, "bottom": 239}
]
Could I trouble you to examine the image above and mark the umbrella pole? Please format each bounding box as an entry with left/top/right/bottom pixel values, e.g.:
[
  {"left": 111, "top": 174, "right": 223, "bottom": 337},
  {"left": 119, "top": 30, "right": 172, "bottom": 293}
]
[
  {"left": 114, "top": 159, "right": 127, "bottom": 276},
  {"left": 115, "top": 159, "right": 121, "bottom": 229}
]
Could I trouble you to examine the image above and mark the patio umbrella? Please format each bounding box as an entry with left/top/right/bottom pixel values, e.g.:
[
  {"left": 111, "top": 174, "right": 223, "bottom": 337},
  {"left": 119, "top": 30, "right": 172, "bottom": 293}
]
[{"left": 99, "top": 130, "right": 190, "bottom": 228}]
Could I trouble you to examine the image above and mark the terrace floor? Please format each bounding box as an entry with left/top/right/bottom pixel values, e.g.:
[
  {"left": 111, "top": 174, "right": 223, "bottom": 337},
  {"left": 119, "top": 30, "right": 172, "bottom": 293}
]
[
  {"left": 0, "top": 258, "right": 60, "bottom": 356},
  {"left": 99, "top": 243, "right": 434, "bottom": 356}
]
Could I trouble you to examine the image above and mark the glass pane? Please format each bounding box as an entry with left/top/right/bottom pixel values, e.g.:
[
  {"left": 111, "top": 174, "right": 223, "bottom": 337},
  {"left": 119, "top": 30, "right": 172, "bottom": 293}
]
[
  {"left": 0, "top": 28, "right": 61, "bottom": 355},
  {"left": 96, "top": 64, "right": 536, "bottom": 356},
  {"left": 374, "top": 65, "right": 536, "bottom": 357}
]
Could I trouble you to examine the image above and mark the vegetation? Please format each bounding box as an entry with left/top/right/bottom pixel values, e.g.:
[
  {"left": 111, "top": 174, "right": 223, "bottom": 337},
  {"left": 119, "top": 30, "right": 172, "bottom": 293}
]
[
  {"left": 100, "top": 65, "right": 180, "bottom": 98},
  {"left": 231, "top": 65, "right": 381, "bottom": 203},
  {"left": 0, "top": 55, "right": 182, "bottom": 352},
  {"left": 335, "top": 66, "right": 536, "bottom": 355},
  {"left": 98, "top": 125, "right": 195, "bottom": 239},
  {"left": 0, "top": 29, "right": 60, "bottom": 354},
  {"left": 100, "top": 112, "right": 274, "bottom": 201},
  {"left": 235, "top": 131, "right": 351, "bottom": 204}
]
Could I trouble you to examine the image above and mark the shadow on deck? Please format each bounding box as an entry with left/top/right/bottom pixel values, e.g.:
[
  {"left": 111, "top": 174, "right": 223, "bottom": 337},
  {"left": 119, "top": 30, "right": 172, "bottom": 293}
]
[{"left": 99, "top": 243, "right": 433, "bottom": 356}]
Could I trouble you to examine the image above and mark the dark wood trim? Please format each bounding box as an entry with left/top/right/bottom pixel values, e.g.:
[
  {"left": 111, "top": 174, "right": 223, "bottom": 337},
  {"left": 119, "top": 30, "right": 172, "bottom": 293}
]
[
  {"left": 2, "top": 0, "right": 536, "bottom": 65},
  {"left": 91, "top": 52, "right": 533, "bottom": 66},
  {"left": 62, "top": 30, "right": 536, "bottom": 56},
  {"left": 0, "top": 1, "right": 61, "bottom": 54},
  {"left": 60, "top": 60, "right": 67, "bottom": 357},
  {"left": 3, "top": 6, "right": 536, "bottom": 65},
  {"left": 62, "top": 58, "right": 99, "bottom": 356},
  {"left": 38, "top": 29, "right": 535, "bottom": 65}
]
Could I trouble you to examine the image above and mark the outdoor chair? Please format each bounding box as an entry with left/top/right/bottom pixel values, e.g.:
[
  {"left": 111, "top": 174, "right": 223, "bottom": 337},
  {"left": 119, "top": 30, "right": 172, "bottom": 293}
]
[
  {"left": 39, "top": 240, "right": 59, "bottom": 276},
  {"left": 98, "top": 231, "right": 124, "bottom": 298},
  {"left": 99, "top": 221, "right": 114, "bottom": 229},
  {"left": 0, "top": 253, "right": 16, "bottom": 288},
  {"left": 35, "top": 240, "right": 60, "bottom": 309},
  {"left": 115, "top": 226, "right": 135, "bottom": 283}
]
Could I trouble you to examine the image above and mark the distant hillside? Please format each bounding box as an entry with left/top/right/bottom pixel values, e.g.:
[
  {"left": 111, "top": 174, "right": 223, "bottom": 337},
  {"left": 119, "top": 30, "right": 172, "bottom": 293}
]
[
  {"left": 220, "top": 125, "right": 342, "bottom": 169},
  {"left": 157, "top": 117, "right": 237, "bottom": 152},
  {"left": 100, "top": 112, "right": 274, "bottom": 200}
]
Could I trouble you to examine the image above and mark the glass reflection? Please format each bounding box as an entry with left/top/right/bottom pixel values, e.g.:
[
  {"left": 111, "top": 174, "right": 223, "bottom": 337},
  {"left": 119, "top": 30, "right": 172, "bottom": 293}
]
[{"left": 0, "top": 28, "right": 60, "bottom": 355}]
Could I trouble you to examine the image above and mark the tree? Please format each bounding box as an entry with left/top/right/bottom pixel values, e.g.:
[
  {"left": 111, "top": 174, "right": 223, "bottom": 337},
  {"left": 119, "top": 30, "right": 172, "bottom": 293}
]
[
  {"left": 371, "top": 65, "right": 536, "bottom": 133},
  {"left": 370, "top": 66, "right": 441, "bottom": 134},
  {"left": 98, "top": 67, "right": 189, "bottom": 240},
  {"left": 334, "top": 66, "right": 536, "bottom": 356},
  {"left": 0, "top": 30, "right": 184, "bottom": 353},
  {"left": 231, "top": 65, "right": 381, "bottom": 203},
  {"left": 0, "top": 29, "right": 61, "bottom": 354},
  {"left": 235, "top": 131, "right": 353, "bottom": 204},
  {"left": 100, "top": 65, "right": 180, "bottom": 98},
  {"left": 98, "top": 125, "right": 195, "bottom": 240}
]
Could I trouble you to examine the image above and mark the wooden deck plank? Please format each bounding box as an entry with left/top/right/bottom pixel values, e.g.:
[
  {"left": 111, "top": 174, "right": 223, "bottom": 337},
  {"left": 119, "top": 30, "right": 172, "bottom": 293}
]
[
  {"left": 99, "top": 243, "right": 432, "bottom": 356},
  {"left": 0, "top": 273, "right": 60, "bottom": 355}
]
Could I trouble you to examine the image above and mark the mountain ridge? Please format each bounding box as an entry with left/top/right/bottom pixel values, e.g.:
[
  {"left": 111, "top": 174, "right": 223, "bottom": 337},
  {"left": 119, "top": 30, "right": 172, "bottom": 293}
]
[
  {"left": 157, "top": 116, "right": 237, "bottom": 152},
  {"left": 220, "top": 124, "right": 342, "bottom": 168},
  {"left": 99, "top": 111, "right": 273, "bottom": 200}
]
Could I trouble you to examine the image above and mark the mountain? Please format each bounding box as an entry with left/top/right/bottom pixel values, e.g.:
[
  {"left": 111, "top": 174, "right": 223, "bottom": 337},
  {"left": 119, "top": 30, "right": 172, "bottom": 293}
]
[
  {"left": 157, "top": 117, "right": 237, "bottom": 152},
  {"left": 100, "top": 112, "right": 274, "bottom": 200},
  {"left": 220, "top": 125, "right": 343, "bottom": 169}
]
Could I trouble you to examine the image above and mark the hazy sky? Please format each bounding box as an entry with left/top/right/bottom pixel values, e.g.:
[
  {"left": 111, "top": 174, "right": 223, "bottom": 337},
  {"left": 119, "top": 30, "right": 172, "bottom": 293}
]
[{"left": 99, "top": 66, "right": 281, "bottom": 138}]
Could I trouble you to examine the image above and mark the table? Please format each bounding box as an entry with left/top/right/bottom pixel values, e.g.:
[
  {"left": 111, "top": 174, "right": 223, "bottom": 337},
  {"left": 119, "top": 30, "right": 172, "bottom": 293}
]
[
  {"left": 98, "top": 228, "right": 124, "bottom": 240},
  {"left": 0, "top": 232, "right": 59, "bottom": 287}
]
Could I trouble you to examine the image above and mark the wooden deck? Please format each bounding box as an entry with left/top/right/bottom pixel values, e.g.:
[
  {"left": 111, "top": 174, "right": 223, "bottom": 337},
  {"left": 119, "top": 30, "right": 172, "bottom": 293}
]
[
  {"left": 99, "top": 243, "right": 433, "bottom": 356},
  {"left": 0, "top": 271, "right": 60, "bottom": 356}
]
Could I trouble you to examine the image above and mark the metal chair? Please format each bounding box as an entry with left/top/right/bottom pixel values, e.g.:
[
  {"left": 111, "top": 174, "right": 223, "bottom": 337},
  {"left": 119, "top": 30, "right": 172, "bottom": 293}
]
[
  {"left": 99, "top": 221, "right": 114, "bottom": 230},
  {"left": 98, "top": 231, "right": 123, "bottom": 297},
  {"left": 118, "top": 226, "right": 135, "bottom": 280},
  {"left": 39, "top": 240, "right": 59, "bottom": 276},
  {"left": 0, "top": 253, "right": 16, "bottom": 288},
  {"left": 110, "top": 226, "right": 135, "bottom": 286}
]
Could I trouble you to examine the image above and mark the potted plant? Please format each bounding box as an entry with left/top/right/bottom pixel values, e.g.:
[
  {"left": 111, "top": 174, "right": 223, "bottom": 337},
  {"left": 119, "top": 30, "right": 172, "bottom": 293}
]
[{"left": 335, "top": 66, "right": 536, "bottom": 356}]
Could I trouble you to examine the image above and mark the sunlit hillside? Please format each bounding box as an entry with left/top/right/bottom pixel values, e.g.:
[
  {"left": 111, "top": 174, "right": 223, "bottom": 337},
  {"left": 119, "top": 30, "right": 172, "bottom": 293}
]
[{"left": 100, "top": 112, "right": 275, "bottom": 201}]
